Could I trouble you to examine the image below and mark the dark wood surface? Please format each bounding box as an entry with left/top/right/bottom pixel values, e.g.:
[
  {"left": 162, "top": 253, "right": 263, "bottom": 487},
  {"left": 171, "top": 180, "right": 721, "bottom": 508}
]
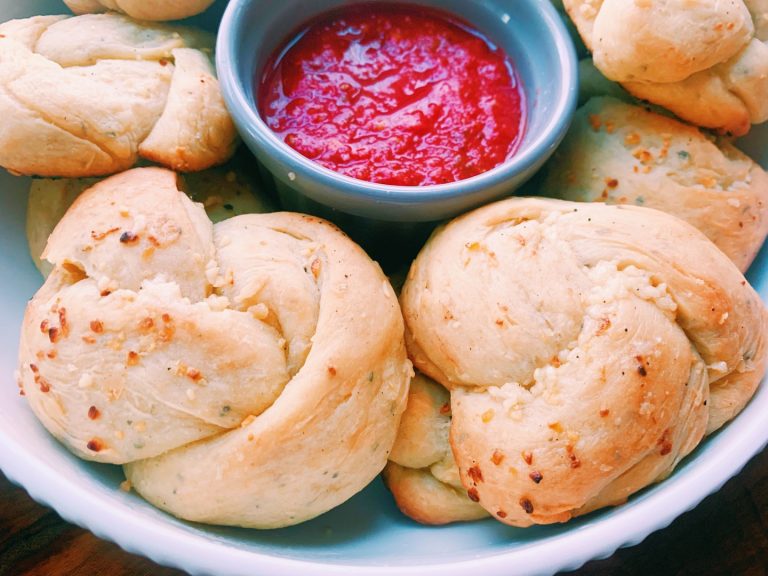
[{"left": 2, "top": 448, "right": 768, "bottom": 576}]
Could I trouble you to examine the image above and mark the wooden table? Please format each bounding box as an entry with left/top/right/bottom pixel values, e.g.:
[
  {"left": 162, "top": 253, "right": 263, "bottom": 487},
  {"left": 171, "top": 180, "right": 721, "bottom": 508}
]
[{"left": 2, "top": 447, "right": 768, "bottom": 576}]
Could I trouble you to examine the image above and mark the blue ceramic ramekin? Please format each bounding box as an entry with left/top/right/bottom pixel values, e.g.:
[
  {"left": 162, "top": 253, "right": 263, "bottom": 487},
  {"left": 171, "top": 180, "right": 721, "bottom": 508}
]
[{"left": 216, "top": 0, "right": 577, "bottom": 223}]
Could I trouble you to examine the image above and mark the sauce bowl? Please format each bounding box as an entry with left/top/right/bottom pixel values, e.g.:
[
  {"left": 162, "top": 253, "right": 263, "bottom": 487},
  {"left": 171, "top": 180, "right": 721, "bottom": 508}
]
[{"left": 216, "top": 0, "right": 578, "bottom": 223}]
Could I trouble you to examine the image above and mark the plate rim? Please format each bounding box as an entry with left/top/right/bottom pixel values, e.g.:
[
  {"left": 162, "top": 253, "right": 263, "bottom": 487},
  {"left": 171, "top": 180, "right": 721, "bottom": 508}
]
[
  {"left": 2, "top": 0, "right": 768, "bottom": 573},
  {"left": 2, "top": 381, "right": 767, "bottom": 576}
]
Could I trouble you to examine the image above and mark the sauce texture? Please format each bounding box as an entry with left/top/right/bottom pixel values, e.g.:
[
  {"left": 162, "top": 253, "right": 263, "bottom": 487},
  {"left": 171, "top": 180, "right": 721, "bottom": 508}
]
[{"left": 258, "top": 4, "right": 526, "bottom": 186}]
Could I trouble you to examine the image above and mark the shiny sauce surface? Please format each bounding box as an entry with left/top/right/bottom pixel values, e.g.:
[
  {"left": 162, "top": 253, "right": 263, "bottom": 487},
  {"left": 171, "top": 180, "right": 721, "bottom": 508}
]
[{"left": 258, "top": 4, "right": 526, "bottom": 186}]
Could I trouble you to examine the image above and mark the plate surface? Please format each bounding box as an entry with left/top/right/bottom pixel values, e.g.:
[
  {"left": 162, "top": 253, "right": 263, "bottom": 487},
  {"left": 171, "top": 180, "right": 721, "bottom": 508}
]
[{"left": 0, "top": 2, "right": 767, "bottom": 575}]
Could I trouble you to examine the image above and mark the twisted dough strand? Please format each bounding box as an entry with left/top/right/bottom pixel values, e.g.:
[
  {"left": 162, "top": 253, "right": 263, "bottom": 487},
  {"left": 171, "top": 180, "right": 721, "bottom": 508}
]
[
  {"left": 396, "top": 197, "right": 767, "bottom": 526},
  {"left": 563, "top": 0, "right": 768, "bottom": 134},
  {"left": 18, "top": 168, "right": 411, "bottom": 528},
  {"left": 0, "top": 14, "right": 236, "bottom": 177}
]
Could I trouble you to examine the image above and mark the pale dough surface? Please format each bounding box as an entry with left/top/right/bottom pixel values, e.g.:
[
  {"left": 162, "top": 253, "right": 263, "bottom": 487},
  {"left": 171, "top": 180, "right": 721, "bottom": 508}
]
[
  {"left": 564, "top": 0, "right": 768, "bottom": 134},
  {"left": 396, "top": 197, "right": 767, "bottom": 526},
  {"left": 0, "top": 14, "right": 236, "bottom": 177},
  {"left": 17, "top": 168, "right": 412, "bottom": 528},
  {"left": 26, "top": 161, "right": 275, "bottom": 276},
  {"left": 64, "top": 0, "right": 215, "bottom": 21},
  {"left": 540, "top": 97, "right": 768, "bottom": 273},
  {"left": 383, "top": 373, "right": 489, "bottom": 524}
]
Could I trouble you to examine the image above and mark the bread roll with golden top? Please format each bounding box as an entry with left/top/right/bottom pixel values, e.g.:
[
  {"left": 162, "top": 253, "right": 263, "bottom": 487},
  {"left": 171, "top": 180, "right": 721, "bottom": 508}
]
[
  {"left": 26, "top": 159, "right": 275, "bottom": 277},
  {"left": 398, "top": 197, "right": 767, "bottom": 527},
  {"left": 564, "top": 0, "right": 768, "bottom": 135},
  {"left": 540, "top": 97, "right": 768, "bottom": 273},
  {"left": 17, "top": 167, "right": 411, "bottom": 528},
  {"left": 383, "top": 373, "right": 489, "bottom": 524},
  {"left": 0, "top": 14, "right": 236, "bottom": 177},
  {"left": 64, "top": 0, "right": 215, "bottom": 21}
]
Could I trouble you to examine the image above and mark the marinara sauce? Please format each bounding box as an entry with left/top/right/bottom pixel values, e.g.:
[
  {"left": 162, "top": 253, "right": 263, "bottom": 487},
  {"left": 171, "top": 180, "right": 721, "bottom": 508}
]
[{"left": 258, "top": 4, "right": 526, "bottom": 187}]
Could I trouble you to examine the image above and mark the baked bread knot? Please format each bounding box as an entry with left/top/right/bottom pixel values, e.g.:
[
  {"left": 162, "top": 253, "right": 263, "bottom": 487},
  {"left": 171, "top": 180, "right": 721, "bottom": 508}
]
[
  {"left": 26, "top": 160, "right": 276, "bottom": 277},
  {"left": 0, "top": 14, "right": 237, "bottom": 177},
  {"left": 383, "top": 373, "right": 489, "bottom": 524},
  {"left": 64, "top": 0, "right": 215, "bottom": 21},
  {"left": 541, "top": 97, "right": 768, "bottom": 273},
  {"left": 564, "top": 0, "right": 768, "bottom": 135},
  {"left": 398, "top": 197, "right": 767, "bottom": 526},
  {"left": 17, "top": 168, "right": 411, "bottom": 528}
]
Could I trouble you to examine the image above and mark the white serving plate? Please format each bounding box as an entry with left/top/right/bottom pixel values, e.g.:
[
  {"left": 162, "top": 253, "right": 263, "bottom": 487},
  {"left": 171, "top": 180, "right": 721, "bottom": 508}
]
[{"left": 1, "top": 1, "right": 767, "bottom": 575}]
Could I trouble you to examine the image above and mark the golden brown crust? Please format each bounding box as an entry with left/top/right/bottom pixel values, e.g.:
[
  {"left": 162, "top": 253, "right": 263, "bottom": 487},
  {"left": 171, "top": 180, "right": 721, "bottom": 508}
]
[
  {"left": 399, "top": 197, "right": 768, "bottom": 527},
  {"left": 383, "top": 463, "right": 489, "bottom": 525},
  {"left": 384, "top": 374, "right": 488, "bottom": 524}
]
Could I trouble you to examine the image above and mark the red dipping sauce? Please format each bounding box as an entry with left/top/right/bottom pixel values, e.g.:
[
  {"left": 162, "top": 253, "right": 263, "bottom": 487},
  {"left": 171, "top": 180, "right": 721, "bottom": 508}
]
[{"left": 258, "top": 4, "right": 526, "bottom": 187}]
